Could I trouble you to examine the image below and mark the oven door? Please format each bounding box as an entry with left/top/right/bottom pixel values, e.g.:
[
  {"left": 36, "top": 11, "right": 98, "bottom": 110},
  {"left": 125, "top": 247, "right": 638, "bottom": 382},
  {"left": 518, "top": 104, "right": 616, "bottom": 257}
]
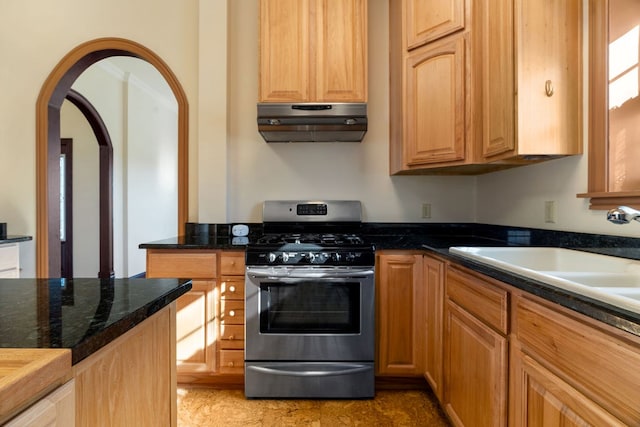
[{"left": 244, "top": 266, "right": 374, "bottom": 362}]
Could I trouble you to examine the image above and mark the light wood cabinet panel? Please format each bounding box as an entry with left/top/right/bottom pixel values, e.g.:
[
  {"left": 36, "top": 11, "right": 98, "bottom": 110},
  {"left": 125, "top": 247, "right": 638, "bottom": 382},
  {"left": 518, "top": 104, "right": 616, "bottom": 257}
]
[
  {"left": 376, "top": 251, "right": 424, "bottom": 376},
  {"left": 219, "top": 350, "right": 244, "bottom": 375},
  {"left": 73, "top": 305, "right": 175, "bottom": 427},
  {"left": 513, "top": 294, "right": 640, "bottom": 425},
  {"left": 510, "top": 348, "right": 626, "bottom": 427},
  {"left": 314, "top": 0, "right": 367, "bottom": 101},
  {"left": 220, "top": 252, "right": 245, "bottom": 276},
  {"left": 444, "top": 300, "right": 507, "bottom": 427},
  {"left": 259, "top": 0, "right": 367, "bottom": 102},
  {"left": 446, "top": 266, "right": 508, "bottom": 334},
  {"left": 444, "top": 265, "right": 508, "bottom": 427},
  {"left": 404, "top": 36, "right": 466, "bottom": 167},
  {"left": 478, "top": 0, "right": 514, "bottom": 158},
  {"left": 422, "top": 255, "right": 445, "bottom": 401},
  {"left": 405, "top": 0, "right": 465, "bottom": 49},
  {"left": 480, "top": 0, "right": 582, "bottom": 161},
  {"left": 5, "top": 379, "right": 75, "bottom": 427},
  {"left": 174, "top": 280, "right": 216, "bottom": 373},
  {"left": 390, "top": 0, "right": 582, "bottom": 174},
  {"left": 259, "top": 0, "right": 310, "bottom": 102},
  {"left": 514, "top": 0, "right": 583, "bottom": 156},
  {"left": 146, "top": 249, "right": 216, "bottom": 279}
]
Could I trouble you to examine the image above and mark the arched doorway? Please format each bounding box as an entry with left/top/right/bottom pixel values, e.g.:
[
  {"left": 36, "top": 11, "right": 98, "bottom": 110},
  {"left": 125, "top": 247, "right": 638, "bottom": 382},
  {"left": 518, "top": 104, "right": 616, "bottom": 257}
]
[{"left": 36, "top": 38, "right": 188, "bottom": 278}]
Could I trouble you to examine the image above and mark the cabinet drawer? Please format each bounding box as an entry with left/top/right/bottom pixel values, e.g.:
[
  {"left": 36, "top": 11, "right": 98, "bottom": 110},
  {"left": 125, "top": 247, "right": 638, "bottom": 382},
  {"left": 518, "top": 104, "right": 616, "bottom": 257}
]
[
  {"left": 220, "top": 278, "right": 245, "bottom": 299},
  {"left": 219, "top": 350, "right": 244, "bottom": 374},
  {"left": 220, "top": 252, "right": 245, "bottom": 275},
  {"left": 146, "top": 250, "right": 217, "bottom": 279},
  {"left": 446, "top": 267, "right": 509, "bottom": 334},
  {"left": 516, "top": 296, "right": 640, "bottom": 424},
  {"left": 220, "top": 300, "right": 244, "bottom": 325},
  {"left": 0, "top": 244, "right": 18, "bottom": 271},
  {"left": 0, "top": 268, "right": 19, "bottom": 278},
  {"left": 220, "top": 324, "right": 244, "bottom": 350}
]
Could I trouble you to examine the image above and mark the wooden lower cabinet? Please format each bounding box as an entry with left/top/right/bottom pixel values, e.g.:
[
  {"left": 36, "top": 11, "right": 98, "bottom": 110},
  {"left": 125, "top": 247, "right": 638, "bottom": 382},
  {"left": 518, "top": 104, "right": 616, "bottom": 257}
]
[
  {"left": 376, "top": 251, "right": 424, "bottom": 376},
  {"left": 73, "top": 305, "right": 176, "bottom": 426},
  {"left": 444, "top": 266, "right": 508, "bottom": 427},
  {"left": 5, "top": 380, "right": 75, "bottom": 427},
  {"left": 511, "top": 293, "right": 640, "bottom": 426},
  {"left": 175, "top": 280, "right": 216, "bottom": 372},
  {"left": 146, "top": 249, "right": 245, "bottom": 386},
  {"left": 510, "top": 349, "right": 625, "bottom": 427},
  {"left": 422, "top": 255, "right": 445, "bottom": 400}
]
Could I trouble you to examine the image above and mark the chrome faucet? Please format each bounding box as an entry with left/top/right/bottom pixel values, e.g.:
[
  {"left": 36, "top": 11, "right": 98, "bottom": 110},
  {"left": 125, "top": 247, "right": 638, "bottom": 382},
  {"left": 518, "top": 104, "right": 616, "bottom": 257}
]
[{"left": 606, "top": 206, "right": 640, "bottom": 224}]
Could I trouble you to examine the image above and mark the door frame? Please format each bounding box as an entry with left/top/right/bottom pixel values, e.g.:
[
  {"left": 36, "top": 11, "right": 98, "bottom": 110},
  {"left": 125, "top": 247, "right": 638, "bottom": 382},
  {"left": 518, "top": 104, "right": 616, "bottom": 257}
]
[
  {"left": 64, "top": 89, "right": 114, "bottom": 278},
  {"left": 36, "top": 37, "right": 189, "bottom": 278}
]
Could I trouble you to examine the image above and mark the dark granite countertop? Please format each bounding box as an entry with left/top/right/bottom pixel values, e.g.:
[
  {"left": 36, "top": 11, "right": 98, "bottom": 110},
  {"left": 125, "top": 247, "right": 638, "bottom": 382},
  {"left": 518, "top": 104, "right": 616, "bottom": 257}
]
[
  {"left": 0, "top": 278, "right": 191, "bottom": 364},
  {"left": 0, "top": 235, "right": 32, "bottom": 245},
  {"left": 139, "top": 222, "right": 640, "bottom": 338}
]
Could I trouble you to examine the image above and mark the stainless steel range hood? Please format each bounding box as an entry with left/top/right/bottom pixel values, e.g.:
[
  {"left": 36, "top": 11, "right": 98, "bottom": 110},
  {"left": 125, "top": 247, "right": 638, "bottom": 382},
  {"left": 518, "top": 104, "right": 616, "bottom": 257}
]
[{"left": 257, "top": 103, "right": 367, "bottom": 143}]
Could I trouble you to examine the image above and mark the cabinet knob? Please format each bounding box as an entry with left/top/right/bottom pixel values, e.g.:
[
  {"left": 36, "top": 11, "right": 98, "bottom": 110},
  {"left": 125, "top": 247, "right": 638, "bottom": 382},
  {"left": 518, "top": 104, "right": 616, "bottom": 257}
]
[
  {"left": 228, "top": 334, "right": 235, "bottom": 340},
  {"left": 229, "top": 285, "right": 236, "bottom": 293},
  {"left": 229, "top": 310, "right": 235, "bottom": 317},
  {"left": 545, "top": 80, "right": 554, "bottom": 97},
  {"left": 228, "top": 361, "right": 235, "bottom": 367}
]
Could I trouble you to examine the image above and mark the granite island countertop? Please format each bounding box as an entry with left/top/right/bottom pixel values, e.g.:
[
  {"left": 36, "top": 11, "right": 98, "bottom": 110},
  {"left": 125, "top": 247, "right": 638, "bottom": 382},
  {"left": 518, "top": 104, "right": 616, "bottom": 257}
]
[{"left": 0, "top": 277, "right": 192, "bottom": 364}]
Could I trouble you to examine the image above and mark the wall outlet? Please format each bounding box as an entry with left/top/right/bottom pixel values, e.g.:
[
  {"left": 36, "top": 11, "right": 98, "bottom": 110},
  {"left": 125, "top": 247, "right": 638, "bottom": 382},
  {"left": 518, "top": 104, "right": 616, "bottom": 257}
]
[
  {"left": 544, "top": 201, "right": 556, "bottom": 223},
  {"left": 422, "top": 203, "right": 432, "bottom": 219}
]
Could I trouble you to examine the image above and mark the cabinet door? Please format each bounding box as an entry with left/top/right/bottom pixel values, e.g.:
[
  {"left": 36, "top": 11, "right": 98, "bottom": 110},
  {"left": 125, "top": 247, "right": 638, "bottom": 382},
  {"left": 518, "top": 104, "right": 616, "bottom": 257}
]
[
  {"left": 444, "top": 300, "right": 507, "bottom": 427},
  {"left": 405, "top": 0, "right": 465, "bottom": 49},
  {"left": 315, "top": 0, "right": 367, "bottom": 101},
  {"left": 405, "top": 36, "right": 466, "bottom": 167},
  {"left": 515, "top": 0, "right": 582, "bottom": 155},
  {"left": 423, "top": 255, "right": 444, "bottom": 401},
  {"left": 175, "top": 280, "right": 216, "bottom": 373},
  {"left": 479, "top": 0, "right": 515, "bottom": 159},
  {"left": 376, "top": 252, "right": 424, "bottom": 376},
  {"left": 511, "top": 350, "right": 626, "bottom": 427},
  {"left": 259, "top": 0, "right": 310, "bottom": 102}
]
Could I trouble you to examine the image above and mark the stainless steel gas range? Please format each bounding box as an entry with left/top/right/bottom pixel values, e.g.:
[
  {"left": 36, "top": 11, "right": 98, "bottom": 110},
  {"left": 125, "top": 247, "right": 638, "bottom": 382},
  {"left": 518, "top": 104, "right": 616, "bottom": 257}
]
[{"left": 244, "top": 200, "right": 375, "bottom": 399}]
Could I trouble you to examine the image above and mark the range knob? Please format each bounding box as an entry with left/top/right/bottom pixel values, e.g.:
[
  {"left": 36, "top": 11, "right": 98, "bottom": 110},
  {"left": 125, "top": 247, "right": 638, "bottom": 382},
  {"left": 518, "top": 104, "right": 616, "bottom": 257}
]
[
  {"left": 332, "top": 253, "right": 342, "bottom": 262},
  {"left": 282, "top": 252, "right": 290, "bottom": 263},
  {"left": 268, "top": 253, "right": 277, "bottom": 263},
  {"left": 307, "top": 252, "right": 316, "bottom": 263}
]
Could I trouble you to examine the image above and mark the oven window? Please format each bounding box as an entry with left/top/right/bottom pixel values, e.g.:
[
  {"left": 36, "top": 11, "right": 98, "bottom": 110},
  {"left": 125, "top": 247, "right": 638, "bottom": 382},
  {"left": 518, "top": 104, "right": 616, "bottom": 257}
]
[{"left": 259, "top": 281, "right": 360, "bottom": 334}]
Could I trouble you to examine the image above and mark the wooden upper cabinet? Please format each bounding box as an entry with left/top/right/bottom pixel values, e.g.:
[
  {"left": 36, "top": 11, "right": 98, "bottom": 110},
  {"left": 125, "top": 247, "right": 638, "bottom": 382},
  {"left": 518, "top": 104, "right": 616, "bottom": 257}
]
[
  {"left": 478, "top": 0, "right": 515, "bottom": 159},
  {"left": 390, "top": 0, "right": 582, "bottom": 175},
  {"left": 404, "top": 36, "right": 466, "bottom": 167},
  {"left": 514, "top": 0, "right": 582, "bottom": 156},
  {"left": 405, "top": 0, "right": 465, "bottom": 50},
  {"left": 259, "top": 0, "right": 367, "bottom": 103},
  {"left": 481, "top": 0, "right": 583, "bottom": 161},
  {"left": 259, "top": 0, "right": 310, "bottom": 102}
]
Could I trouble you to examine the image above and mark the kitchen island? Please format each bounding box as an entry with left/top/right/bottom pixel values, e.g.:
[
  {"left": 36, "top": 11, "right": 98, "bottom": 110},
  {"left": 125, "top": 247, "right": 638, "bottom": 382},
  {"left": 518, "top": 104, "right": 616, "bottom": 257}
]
[{"left": 0, "top": 277, "right": 191, "bottom": 426}]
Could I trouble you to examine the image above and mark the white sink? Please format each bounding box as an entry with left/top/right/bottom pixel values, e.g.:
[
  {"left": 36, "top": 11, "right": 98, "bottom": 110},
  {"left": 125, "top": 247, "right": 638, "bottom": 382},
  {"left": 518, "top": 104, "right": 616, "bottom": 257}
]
[{"left": 449, "top": 246, "right": 640, "bottom": 314}]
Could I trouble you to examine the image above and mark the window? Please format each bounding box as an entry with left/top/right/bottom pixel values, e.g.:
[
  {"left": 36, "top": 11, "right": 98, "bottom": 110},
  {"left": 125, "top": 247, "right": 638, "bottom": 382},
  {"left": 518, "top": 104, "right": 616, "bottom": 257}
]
[{"left": 579, "top": 0, "right": 640, "bottom": 209}]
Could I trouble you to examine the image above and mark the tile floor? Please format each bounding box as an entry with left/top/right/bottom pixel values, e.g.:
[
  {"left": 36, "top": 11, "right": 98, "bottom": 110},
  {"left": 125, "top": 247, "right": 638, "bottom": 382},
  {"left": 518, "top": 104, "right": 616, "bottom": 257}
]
[{"left": 177, "top": 387, "right": 451, "bottom": 426}]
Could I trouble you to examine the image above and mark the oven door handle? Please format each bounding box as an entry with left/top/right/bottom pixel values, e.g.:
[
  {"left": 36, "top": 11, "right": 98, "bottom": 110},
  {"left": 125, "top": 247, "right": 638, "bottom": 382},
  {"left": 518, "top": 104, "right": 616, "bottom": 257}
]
[
  {"left": 246, "top": 363, "right": 371, "bottom": 377},
  {"left": 246, "top": 268, "right": 374, "bottom": 279}
]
